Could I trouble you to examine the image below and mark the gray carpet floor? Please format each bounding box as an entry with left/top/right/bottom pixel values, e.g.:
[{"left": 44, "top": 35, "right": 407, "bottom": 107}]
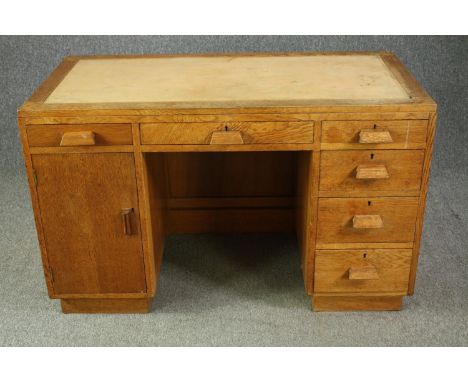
[{"left": 0, "top": 169, "right": 467, "bottom": 346}]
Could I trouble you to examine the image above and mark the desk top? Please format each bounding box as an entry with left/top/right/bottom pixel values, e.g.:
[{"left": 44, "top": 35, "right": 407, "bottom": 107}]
[{"left": 20, "top": 52, "right": 435, "bottom": 116}]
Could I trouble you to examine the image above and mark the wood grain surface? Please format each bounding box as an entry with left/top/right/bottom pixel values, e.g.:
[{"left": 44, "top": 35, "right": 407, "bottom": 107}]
[
  {"left": 32, "top": 153, "right": 146, "bottom": 295},
  {"left": 321, "top": 120, "right": 428, "bottom": 149},
  {"left": 319, "top": 149, "right": 425, "bottom": 196},
  {"left": 315, "top": 249, "right": 412, "bottom": 293},
  {"left": 317, "top": 197, "right": 419, "bottom": 243},
  {"left": 17, "top": 52, "right": 437, "bottom": 313},
  {"left": 27, "top": 124, "right": 133, "bottom": 147},
  {"left": 141, "top": 121, "right": 314, "bottom": 145}
]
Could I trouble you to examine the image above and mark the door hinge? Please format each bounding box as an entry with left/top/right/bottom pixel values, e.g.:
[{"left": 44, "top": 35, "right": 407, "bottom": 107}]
[
  {"left": 32, "top": 169, "right": 38, "bottom": 188},
  {"left": 48, "top": 266, "right": 54, "bottom": 283}
]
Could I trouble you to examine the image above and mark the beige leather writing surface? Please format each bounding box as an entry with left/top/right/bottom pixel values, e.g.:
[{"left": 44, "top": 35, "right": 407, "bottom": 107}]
[{"left": 46, "top": 55, "right": 409, "bottom": 105}]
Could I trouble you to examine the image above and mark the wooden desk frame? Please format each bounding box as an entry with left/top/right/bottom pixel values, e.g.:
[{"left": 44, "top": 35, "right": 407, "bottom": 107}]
[{"left": 18, "top": 52, "right": 437, "bottom": 313}]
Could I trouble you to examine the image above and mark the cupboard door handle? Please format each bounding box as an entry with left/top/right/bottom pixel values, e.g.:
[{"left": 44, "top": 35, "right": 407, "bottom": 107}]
[
  {"left": 210, "top": 130, "right": 244, "bottom": 144},
  {"left": 348, "top": 265, "right": 379, "bottom": 280},
  {"left": 121, "top": 208, "right": 133, "bottom": 235},
  {"left": 60, "top": 131, "right": 96, "bottom": 146},
  {"left": 352, "top": 215, "right": 383, "bottom": 229},
  {"left": 355, "top": 164, "right": 389, "bottom": 179},
  {"left": 359, "top": 129, "right": 393, "bottom": 144}
]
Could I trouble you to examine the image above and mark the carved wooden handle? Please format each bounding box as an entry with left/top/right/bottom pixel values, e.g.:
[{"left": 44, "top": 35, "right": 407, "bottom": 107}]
[
  {"left": 359, "top": 129, "right": 393, "bottom": 144},
  {"left": 121, "top": 208, "right": 133, "bottom": 235},
  {"left": 349, "top": 265, "right": 379, "bottom": 280},
  {"left": 352, "top": 215, "right": 383, "bottom": 229},
  {"left": 356, "top": 164, "right": 389, "bottom": 179},
  {"left": 60, "top": 131, "right": 96, "bottom": 146},
  {"left": 210, "top": 130, "right": 244, "bottom": 144}
]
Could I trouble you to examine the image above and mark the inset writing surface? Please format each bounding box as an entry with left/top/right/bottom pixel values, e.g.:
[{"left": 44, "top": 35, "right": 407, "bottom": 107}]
[{"left": 46, "top": 55, "right": 410, "bottom": 105}]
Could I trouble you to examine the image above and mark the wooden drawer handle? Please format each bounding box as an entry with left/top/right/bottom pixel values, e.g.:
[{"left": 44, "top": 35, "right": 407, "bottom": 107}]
[
  {"left": 356, "top": 164, "right": 389, "bottom": 179},
  {"left": 121, "top": 208, "right": 133, "bottom": 235},
  {"left": 359, "top": 129, "right": 393, "bottom": 144},
  {"left": 210, "top": 130, "right": 244, "bottom": 144},
  {"left": 349, "top": 265, "right": 379, "bottom": 280},
  {"left": 353, "top": 215, "right": 383, "bottom": 229},
  {"left": 60, "top": 131, "right": 96, "bottom": 146}
]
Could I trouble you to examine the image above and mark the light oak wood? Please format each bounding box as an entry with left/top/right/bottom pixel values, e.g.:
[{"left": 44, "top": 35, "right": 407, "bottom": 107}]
[
  {"left": 22, "top": 111, "right": 431, "bottom": 125},
  {"left": 316, "top": 242, "right": 414, "bottom": 250},
  {"left": 18, "top": 118, "right": 55, "bottom": 296},
  {"left": 355, "top": 163, "right": 389, "bottom": 179},
  {"left": 141, "top": 121, "right": 314, "bottom": 145},
  {"left": 167, "top": 196, "right": 294, "bottom": 210},
  {"left": 121, "top": 208, "right": 133, "bottom": 235},
  {"left": 210, "top": 130, "right": 244, "bottom": 144},
  {"left": 312, "top": 295, "right": 403, "bottom": 311},
  {"left": 359, "top": 128, "right": 393, "bottom": 143},
  {"left": 168, "top": 208, "right": 294, "bottom": 233},
  {"left": 164, "top": 152, "right": 296, "bottom": 198},
  {"left": 315, "top": 249, "right": 412, "bottom": 293},
  {"left": 352, "top": 214, "right": 384, "bottom": 229},
  {"left": 162, "top": 151, "right": 298, "bottom": 234},
  {"left": 27, "top": 123, "right": 133, "bottom": 147},
  {"left": 317, "top": 197, "right": 419, "bottom": 244},
  {"left": 296, "top": 152, "right": 314, "bottom": 293},
  {"left": 409, "top": 113, "right": 437, "bottom": 294},
  {"left": 319, "top": 150, "right": 424, "bottom": 196},
  {"left": 348, "top": 265, "right": 379, "bottom": 280},
  {"left": 60, "top": 131, "right": 95, "bottom": 146},
  {"left": 140, "top": 153, "right": 167, "bottom": 297},
  {"left": 61, "top": 298, "right": 151, "bottom": 313},
  {"left": 321, "top": 120, "right": 427, "bottom": 149},
  {"left": 29, "top": 147, "right": 134, "bottom": 155},
  {"left": 18, "top": 52, "right": 436, "bottom": 313},
  {"left": 141, "top": 143, "right": 314, "bottom": 152},
  {"left": 31, "top": 153, "right": 146, "bottom": 295}
]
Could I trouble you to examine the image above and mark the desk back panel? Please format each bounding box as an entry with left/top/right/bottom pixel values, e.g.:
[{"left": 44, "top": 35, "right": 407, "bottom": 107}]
[{"left": 144, "top": 152, "right": 305, "bottom": 234}]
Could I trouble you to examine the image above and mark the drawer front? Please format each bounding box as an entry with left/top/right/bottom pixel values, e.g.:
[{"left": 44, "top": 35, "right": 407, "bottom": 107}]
[
  {"left": 27, "top": 124, "right": 133, "bottom": 147},
  {"left": 320, "top": 150, "right": 425, "bottom": 195},
  {"left": 140, "top": 121, "right": 314, "bottom": 145},
  {"left": 314, "top": 249, "right": 412, "bottom": 294},
  {"left": 317, "top": 197, "right": 419, "bottom": 244},
  {"left": 321, "top": 120, "right": 427, "bottom": 149}
]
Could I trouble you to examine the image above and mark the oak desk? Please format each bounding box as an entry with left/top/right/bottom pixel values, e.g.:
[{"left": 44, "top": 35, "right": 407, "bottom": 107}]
[{"left": 18, "top": 52, "right": 437, "bottom": 313}]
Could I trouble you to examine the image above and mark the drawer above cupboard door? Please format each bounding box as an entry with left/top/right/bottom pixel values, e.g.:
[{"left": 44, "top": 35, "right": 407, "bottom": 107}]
[
  {"left": 317, "top": 197, "right": 419, "bottom": 245},
  {"left": 32, "top": 153, "right": 146, "bottom": 296},
  {"left": 321, "top": 120, "right": 428, "bottom": 149},
  {"left": 319, "top": 150, "right": 425, "bottom": 196},
  {"left": 314, "top": 249, "right": 412, "bottom": 294},
  {"left": 140, "top": 121, "right": 314, "bottom": 145},
  {"left": 27, "top": 124, "right": 133, "bottom": 147}
]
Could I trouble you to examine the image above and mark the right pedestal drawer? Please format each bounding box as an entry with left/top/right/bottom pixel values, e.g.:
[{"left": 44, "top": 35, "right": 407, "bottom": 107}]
[
  {"left": 314, "top": 249, "right": 412, "bottom": 294},
  {"left": 316, "top": 197, "right": 419, "bottom": 244},
  {"left": 319, "top": 150, "right": 425, "bottom": 196},
  {"left": 321, "top": 120, "right": 428, "bottom": 149}
]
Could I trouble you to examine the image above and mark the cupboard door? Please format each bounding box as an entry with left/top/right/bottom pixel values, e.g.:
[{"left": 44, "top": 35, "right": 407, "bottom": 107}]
[{"left": 32, "top": 153, "right": 146, "bottom": 295}]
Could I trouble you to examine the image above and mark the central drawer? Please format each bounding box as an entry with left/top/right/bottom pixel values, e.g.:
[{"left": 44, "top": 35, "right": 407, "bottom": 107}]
[
  {"left": 317, "top": 197, "right": 419, "bottom": 244},
  {"left": 314, "top": 249, "right": 412, "bottom": 294},
  {"left": 140, "top": 121, "right": 314, "bottom": 145}
]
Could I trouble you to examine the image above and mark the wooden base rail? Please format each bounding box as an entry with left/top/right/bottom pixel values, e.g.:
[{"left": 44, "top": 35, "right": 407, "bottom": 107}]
[
  {"left": 312, "top": 296, "right": 403, "bottom": 312},
  {"left": 61, "top": 298, "right": 152, "bottom": 314}
]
